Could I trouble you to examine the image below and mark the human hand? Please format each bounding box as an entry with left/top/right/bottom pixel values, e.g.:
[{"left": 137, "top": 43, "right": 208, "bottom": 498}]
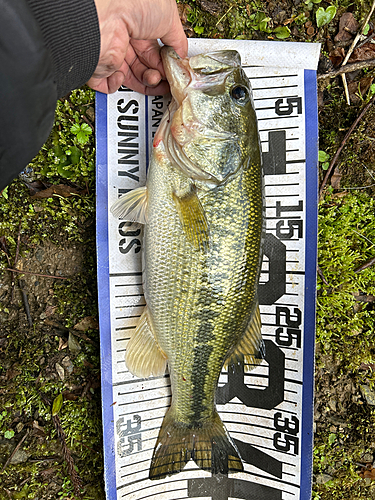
[{"left": 88, "top": 0, "right": 188, "bottom": 95}]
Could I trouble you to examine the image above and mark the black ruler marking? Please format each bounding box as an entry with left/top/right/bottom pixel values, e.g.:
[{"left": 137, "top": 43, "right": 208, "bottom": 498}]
[
  {"left": 115, "top": 293, "right": 145, "bottom": 298},
  {"left": 258, "top": 115, "right": 301, "bottom": 122},
  {"left": 116, "top": 314, "right": 142, "bottom": 320},
  {"left": 118, "top": 394, "right": 171, "bottom": 406},
  {"left": 114, "top": 375, "right": 169, "bottom": 387},
  {"left": 260, "top": 125, "right": 299, "bottom": 131},
  {"left": 265, "top": 182, "right": 300, "bottom": 187},
  {"left": 246, "top": 72, "right": 299, "bottom": 78},
  {"left": 252, "top": 84, "right": 299, "bottom": 90},
  {"left": 117, "top": 403, "right": 170, "bottom": 415},
  {"left": 115, "top": 282, "right": 143, "bottom": 287},
  {"left": 115, "top": 304, "right": 146, "bottom": 309},
  {"left": 110, "top": 272, "right": 143, "bottom": 277},
  {"left": 115, "top": 325, "right": 137, "bottom": 331},
  {"left": 118, "top": 383, "right": 171, "bottom": 396}
]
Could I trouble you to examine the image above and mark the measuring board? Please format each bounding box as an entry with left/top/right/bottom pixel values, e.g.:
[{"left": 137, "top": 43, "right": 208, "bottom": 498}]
[{"left": 96, "top": 39, "right": 320, "bottom": 500}]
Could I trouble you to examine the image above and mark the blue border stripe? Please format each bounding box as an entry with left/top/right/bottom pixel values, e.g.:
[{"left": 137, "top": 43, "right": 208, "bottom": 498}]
[
  {"left": 300, "top": 69, "right": 318, "bottom": 499},
  {"left": 96, "top": 91, "right": 117, "bottom": 500},
  {"left": 145, "top": 95, "right": 149, "bottom": 170}
]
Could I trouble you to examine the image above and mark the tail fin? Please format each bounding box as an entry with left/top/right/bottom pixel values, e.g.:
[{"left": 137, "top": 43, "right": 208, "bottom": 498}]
[{"left": 149, "top": 408, "right": 243, "bottom": 480}]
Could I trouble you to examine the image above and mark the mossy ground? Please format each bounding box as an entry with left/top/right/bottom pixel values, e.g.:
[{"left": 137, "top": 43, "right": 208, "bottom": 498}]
[{"left": 1, "top": 1, "right": 375, "bottom": 499}]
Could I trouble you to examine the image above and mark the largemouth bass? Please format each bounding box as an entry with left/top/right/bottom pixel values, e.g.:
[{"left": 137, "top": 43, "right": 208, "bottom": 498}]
[{"left": 111, "top": 46, "right": 263, "bottom": 480}]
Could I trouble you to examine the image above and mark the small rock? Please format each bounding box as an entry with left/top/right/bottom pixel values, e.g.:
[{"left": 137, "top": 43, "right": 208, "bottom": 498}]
[
  {"left": 361, "top": 385, "right": 375, "bottom": 405},
  {"left": 16, "top": 422, "right": 24, "bottom": 433},
  {"left": 316, "top": 473, "right": 333, "bottom": 485},
  {"left": 55, "top": 362, "right": 65, "bottom": 381},
  {"left": 10, "top": 449, "right": 31, "bottom": 464},
  {"left": 328, "top": 399, "right": 337, "bottom": 412},
  {"left": 35, "top": 249, "right": 44, "bottom": 262},
  {"left": 73, "top": 316, "right": 99, "bottom": 331},
  {"left": 68, "top": 332, "right": 81, "bottom": 353},
  {"left": 362, "top": 452, "right": 373, "bottom": 462},
  {"left": 62, "top": 356, "right": 74, "bottom": 375}
]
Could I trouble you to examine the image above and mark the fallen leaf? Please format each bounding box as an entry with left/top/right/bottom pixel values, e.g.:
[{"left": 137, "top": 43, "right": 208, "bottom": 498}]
[
  {"left": 44, "top": 305, "right": 57, "bottom": 318},
  {"left": 55, "top": 362, "right": 65, "bottom": 381},
  {"left": 329, "top": 46, "right": 346, "bottom": 67},
  {"left": 68, "top": 332, "right": 81, "bottom": 353},
  {"left": 348, "top": 76, "right": 374, "bottom": 103},
  {"left": 33, "top": 420, "right": 45, "bottom": 436},
  {"left": 5, "top": 365, "right": 21, "bottom": 381},
  {"left": 62, "top": 391, "right": 79, "bottom": 401},
  {"left": 58, "top": 338, "right": 68, "bottom": 351},
  {"left": 177, "top": 3, "right": 191, "bottom": 24},
  {"left": 31, "top": 184, "right": 85, "bottom": 199},
  {"left": 52, "top": 393, "right": 64, "bottom": 416},
  {"left": 334, "top": 12, "right": 359, "bottom": 42},
  {"left": 349, "top": 42, "right": 375, "bottom": 63},
  {"left": 23, "top": 180, "right": 50, "bottom": 196},
  {"left": 197, "top": 0, "right": 221, "bottom": 16},
  {"left": 73, "top": 316, "right": 99, "bottom": 331},
  {"left": 0, "top": 236, "right": 9, "bottom": 255},
  {"left": 330, "top": 167, "right": 342, "bottom": 189}
]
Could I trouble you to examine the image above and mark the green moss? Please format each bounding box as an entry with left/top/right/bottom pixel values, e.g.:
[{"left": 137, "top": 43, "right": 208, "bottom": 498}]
[
  {"left": 317, "top": 193, "right": 375, "bottom": 363},
  {"left": 0, "top": 86, "right": 103, "bottom": 498}
]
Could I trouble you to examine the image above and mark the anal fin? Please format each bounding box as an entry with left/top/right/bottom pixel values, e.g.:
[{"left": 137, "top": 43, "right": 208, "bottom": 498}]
[
  {"left": 224, "top": 300, "right": 264, "bottom": 372},
  {"left": 125, "top": 306, "right": 167, "bottom": 378}
]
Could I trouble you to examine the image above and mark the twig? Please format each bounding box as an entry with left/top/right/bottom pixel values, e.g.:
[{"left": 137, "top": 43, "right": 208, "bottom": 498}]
[
  {"left": 10, "top": 222, "right": 22, "bottom": 303},
  {"left": 317, "top": 265, "right": 329, "bottom": 286},
  {"left": 340, "top": 0, "right": 375, "bottom": 104},
  {"left": 3, "top": 268, "right": 68, "bottom": 280},
  {"left": 319, "top": 93, "right": 375, "bottom": 197},
  {"left": 81, "top": 114, "right": 94, "bottom": 132},
  {"left": 216, "top": 4, "right": 234, "bottom": 26},
  {"left": 342, "top": 1, "right": 375, "bottom": 67},
  {"left": 318, "top": 58, "right": 375, "bottom": 80},
  {"left": 357, "top": 31, "right": 375, "bottom": 49},
  {"left": 342, "top": 74, "right": 351, "bottom": 105},
  {"left": 44, "top": 319, "right": 98, "bottom": 346},
  {"left": 19, "top": 279, "right": 33, "bottom": 327},
  {"left": 40, "top": 393, "right": 83, "bottom": 498},
  {"left": 354, "top": 256, "right": 375, "bottom": 273},
  {"left": 4, "top": 489, "right": 12, "bottom": 500},
  {"left": 0, "top": 429, "right": 30, "bottom": 473},
  {"left": 14, "top": 222, "right": 22, "bottom": 267},
  {"left": 53, "top": 414, "right": 83, "bottom": 497}
]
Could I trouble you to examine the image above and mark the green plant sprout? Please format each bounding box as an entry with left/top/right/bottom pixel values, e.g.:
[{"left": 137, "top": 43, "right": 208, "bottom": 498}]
[
  {"left": 316, "top": 6, "right": 337, "bottom": 28},
  {"left": 318, "top": 150, "right": 330, "bottom": 170},
  {"left": 70, "top": 123, "right": 92, "bottom": 145}
]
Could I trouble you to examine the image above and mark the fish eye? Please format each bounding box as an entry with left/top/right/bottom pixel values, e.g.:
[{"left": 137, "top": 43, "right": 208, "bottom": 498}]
[{"left": 230, "top": 85, "right": 249, "bottom": 104}]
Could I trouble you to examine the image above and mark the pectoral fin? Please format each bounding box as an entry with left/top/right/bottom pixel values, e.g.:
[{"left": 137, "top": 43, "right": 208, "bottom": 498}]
[
  {"left": 172, "top": 187, "right": 209, "bottom": 252},
  {"left": 224, "top": 300, "right": 264, "bottom": 371},
  {"left": 110, "top": 186, "right": 148, "bottom": 223},
  {"left": 125, "top": 306, "right": 167, "bottom": 378}
]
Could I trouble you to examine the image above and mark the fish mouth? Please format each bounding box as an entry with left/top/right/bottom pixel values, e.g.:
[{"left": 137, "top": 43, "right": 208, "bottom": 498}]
[
  {"left": 161, "top": 46, "right": 241, "bottom": 104},
  {"left": 161, "top": 46, "right": 191, "bottom": 106}
]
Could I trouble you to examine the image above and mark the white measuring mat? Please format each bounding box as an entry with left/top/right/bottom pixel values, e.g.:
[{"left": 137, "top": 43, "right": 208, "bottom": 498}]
[{"left": 96, "top": 39, "right": 320, "bottom": 500}]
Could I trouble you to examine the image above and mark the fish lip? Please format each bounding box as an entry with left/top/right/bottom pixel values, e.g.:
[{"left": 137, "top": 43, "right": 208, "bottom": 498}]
[{"left": 161, "top": 46, "right": 191, "bottom": 105}]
